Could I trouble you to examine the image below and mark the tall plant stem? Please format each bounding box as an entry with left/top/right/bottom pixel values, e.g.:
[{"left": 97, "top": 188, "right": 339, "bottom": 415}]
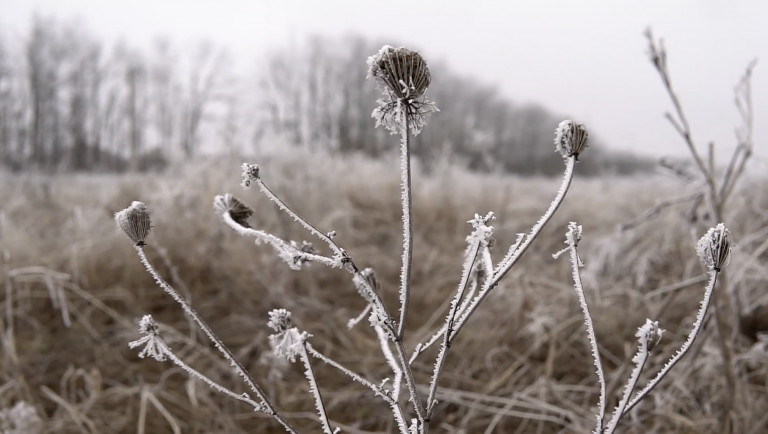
[{"left": 397, "top": 115, "right": 413, "bottom": 340}]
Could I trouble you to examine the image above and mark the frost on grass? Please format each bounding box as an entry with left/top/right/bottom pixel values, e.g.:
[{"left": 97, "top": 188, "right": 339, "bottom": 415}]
[{"left": 367, "top": 45, "right": 438, "bottom": 135}]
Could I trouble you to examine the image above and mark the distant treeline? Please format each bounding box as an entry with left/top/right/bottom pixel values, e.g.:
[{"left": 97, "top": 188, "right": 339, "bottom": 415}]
[{"left": 0, "top": 17, "right": 653, "bottom": 175}]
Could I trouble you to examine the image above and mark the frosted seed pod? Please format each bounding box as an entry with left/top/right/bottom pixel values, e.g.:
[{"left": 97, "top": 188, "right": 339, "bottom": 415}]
[
  {"left": 115, "top": 201, "right": 152, "bottom": 246},
  {"left": 554, "top": 120, "right": 589, "bottom": 159}
]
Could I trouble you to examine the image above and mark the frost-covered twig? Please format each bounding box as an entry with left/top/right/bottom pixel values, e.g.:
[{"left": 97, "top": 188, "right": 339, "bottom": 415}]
[
  {"left": 299, "top": 345, "right": 336, "bottom": 434},
  {"left": 306, "top": 343, "right": 409, "bottom": 434},
  {"left": 604, "top": 319, "right": 663, "bottom": 434},
  {"left": 116, "top": 204, "right": 296, "bottom": 433},
  {"left": 553, "top": 222, "right": 606, "bottom": 432},
  {"left": 453, "top": 152, "right": 578, "bottom": 337},
  {"left": 426, "top": 213, "right": 489, "bottom": 417},
  {"left": 129, "top": 315, "right": 264, "bottom": 412},
  {"left": 622, "top": 224, "right": 730, "bottom": 415}
]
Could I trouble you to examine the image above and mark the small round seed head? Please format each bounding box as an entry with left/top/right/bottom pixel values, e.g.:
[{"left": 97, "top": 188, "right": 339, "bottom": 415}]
[
  {"left": 554, "top": 120, "right": 589, "bottom": 159},
  {"left": 637, "top": 319, "right": 664, "bottom": 352},
  {"left": 367, "top": 45, "right": 431, "bottom": 100},
  {"left": 696, "top": 223, "right": 732, "bottom": 272},
  {"left": 213, "top": 194, "right": 253, "bottom": 227},
  {"left": 115, "top": 201, "right": 151, "bottom": 246},
  {"left": 267, "top": 308, "right": 294, "bottom": 333},
  {"left": 138, "top": 314, "right": 161, "bottom": 336},
  {"left": 241, "top": 163, "right": 260, "bottom": 189}
]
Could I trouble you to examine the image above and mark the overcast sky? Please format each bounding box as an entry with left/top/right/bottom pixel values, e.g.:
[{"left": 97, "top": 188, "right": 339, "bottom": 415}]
[{"left": 1, "top": 0, "right": 766, "bottom": 160}]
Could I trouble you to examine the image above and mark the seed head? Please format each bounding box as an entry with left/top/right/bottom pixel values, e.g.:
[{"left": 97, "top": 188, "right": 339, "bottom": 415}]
[
  {"left": 367, "top": 45, "right": 431, "bottom": 100},
  {"left": 267, "top": 308, "right": 294, "bottom": 333},
  {"left": 554, "top": 120, "right": 589, "bottom": 159},
  {"left": 241, "top": 163, "right": 260, "bottom": 189},
  {"left": 637, "top": 319, "right": 664, "bottom": 352},
  {"left": 696, "top": 223, "right": 731, "bottom": 272},
  {"left": 367, "top": 45, "right": 438, "bottom": 135},
  {"left": 115, "top": 201, "right": 152, "bottom": 246},
  {"left": 213, "top": 194, "right": 253, "bottom": 227}
]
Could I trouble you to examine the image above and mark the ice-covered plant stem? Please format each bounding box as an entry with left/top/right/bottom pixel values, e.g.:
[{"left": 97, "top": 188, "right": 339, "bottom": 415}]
[
  {"left": 552, "top": 223, "right": 731, "bottom": 433},
  {"left": 553, "top": 222, "right": 606, "bottom": 432},
  {"left": 116, "top": 203, "right": 297, "bottom": 434}
]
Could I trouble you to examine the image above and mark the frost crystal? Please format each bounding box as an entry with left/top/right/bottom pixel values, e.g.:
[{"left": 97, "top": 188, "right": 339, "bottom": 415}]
[
  {"left": 554, "top": 120, "right": 589, "bottom": 159},
  {"left": 367, "top": 45, "right": 438, "bottom": 135},
  {"left": 696, "top": 223, "right": 731, "bottom": 271},
  {"left": 128, "top": 314, "right": 168, "bottom": 362},
  {"left": 213, "top": 194, "right": 254, "bottom": 228},
  {"left": 115, "top": 201, "right": 152, "bottom": 246}
]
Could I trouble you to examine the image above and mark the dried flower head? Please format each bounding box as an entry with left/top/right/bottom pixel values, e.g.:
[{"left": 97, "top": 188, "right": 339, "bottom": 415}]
[
  {"left": 367, "top": 46, "right": 431, "bottom": 100},
  {"left": 554, "top": 120, "right": 589, "bottom": 159},
  {"left": 241, "top": 163, "right": 260, "bottom": 189},
  {"left": 128, "top": 314, "right": 168, "bottom": 362},
  {"left": 696, "top": 223, "right": 732, "bottom": 272},
  {"left": 367, "top": 45, "right": 438, "bottom": 135},
  {"left": 267, "top": 308, "right": 294, "bottom": 333},
  {"left": 637, "top": 319, "right": 664, "bottom": 352},
  {"left": 267, "top": 309, "right": 307, "bottom": 362},
  {"left": 213, "top": 194, "right": 254, "bottom": 227},
  {"left": 115, "top": 201, "right": 151, "bottom": 246}
]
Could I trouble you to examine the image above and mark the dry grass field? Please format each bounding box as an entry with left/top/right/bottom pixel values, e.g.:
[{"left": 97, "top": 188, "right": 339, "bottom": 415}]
[{"left": 1, "top": 149, "right": 767, "bottom": 433}]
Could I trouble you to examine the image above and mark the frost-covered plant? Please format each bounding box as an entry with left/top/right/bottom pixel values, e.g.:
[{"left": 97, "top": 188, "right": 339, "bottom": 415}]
[
  {"left": 116, "top": 44, "right": 735, "bottom": 433},
  {"left": 553, "top": 222, "right": 731, "bottom": 433}
]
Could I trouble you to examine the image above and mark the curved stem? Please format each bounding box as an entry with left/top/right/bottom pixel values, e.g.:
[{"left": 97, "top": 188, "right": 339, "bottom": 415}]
[
  {"left": 135, "top": 246, "right": 296, "bottom": 433},
  {"left": 623, "top": 271, "right": 719, "bottom": 414},
  {"left": 564, "top": 229, "right": 606, "bottom": 432},
  {"left": 453, "top": 156, "right": 576, "bottom": 337}
]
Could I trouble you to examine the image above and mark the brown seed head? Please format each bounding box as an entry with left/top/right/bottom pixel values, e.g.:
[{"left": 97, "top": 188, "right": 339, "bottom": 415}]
[
  {"left": 554, "top": 120, "right": 589, "bottom": 159},
  {"left": 115, "top": 201, "right": 152, "bottom": 246},
  {"left": 367, "top": 46, "right": 431, "bottom": 100},
  {"left": 213, "top": 194, "right": 254, "bottom": 227}
]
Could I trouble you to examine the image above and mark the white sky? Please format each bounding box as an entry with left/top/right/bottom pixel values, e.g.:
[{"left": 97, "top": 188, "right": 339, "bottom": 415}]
[{"left": 1, "top": 0, "right": 766, "bottom": 160}]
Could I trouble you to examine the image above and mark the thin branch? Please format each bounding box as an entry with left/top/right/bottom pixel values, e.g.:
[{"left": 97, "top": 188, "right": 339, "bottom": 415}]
[
  {"left": 134, "top": 246, "right": 296, "bottom": 433},
  {"left": 299, "top": 344, "right": 335, "bottom": 434},
  {"left": 557, "top": 223, "right": 606, "bottom": 432},
  {"left": 426, "top": 239, "right": 481, "bottom": 416},
  {"left": 623, "top": 271, "right": 720, "bottom": 414},
  {"left": 452, "top": 156, "right": 577, "bottom": 337},
  {"left": 306, "top": 344, "right": 409, "bottom": 434}
]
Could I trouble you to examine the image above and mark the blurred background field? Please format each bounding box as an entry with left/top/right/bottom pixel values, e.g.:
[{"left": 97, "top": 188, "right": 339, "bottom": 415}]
[
  {"left": 2, "top": 148, "right": 768, "bottom": 433},
  {"left": 1, "top": 2, "right": 768, "bottom": 433}
]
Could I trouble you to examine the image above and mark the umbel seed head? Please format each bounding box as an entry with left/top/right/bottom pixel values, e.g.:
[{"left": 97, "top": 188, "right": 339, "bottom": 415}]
[
  {"left": 696, "top": 223, "right": 731, "bottom": 272},
  {"left": 554, "top": 120, "right": 589, "bottom": 159},
  {"left": 267, "top": 308, "right": 294, "bottom": 333},
  {"left": 367, "top": 45, "right": 431, "bottom": 100},
  {"left": 213, "top": 194, "right": 254, "bottom": 227},
  {"left": 115, "top": 201, "right": 151, "bottom": 246}
]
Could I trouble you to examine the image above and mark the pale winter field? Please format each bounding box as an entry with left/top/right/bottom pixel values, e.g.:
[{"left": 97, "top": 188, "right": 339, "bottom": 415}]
[{"left": 1, "top": 149, "right": 767, "bottom": 433}]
